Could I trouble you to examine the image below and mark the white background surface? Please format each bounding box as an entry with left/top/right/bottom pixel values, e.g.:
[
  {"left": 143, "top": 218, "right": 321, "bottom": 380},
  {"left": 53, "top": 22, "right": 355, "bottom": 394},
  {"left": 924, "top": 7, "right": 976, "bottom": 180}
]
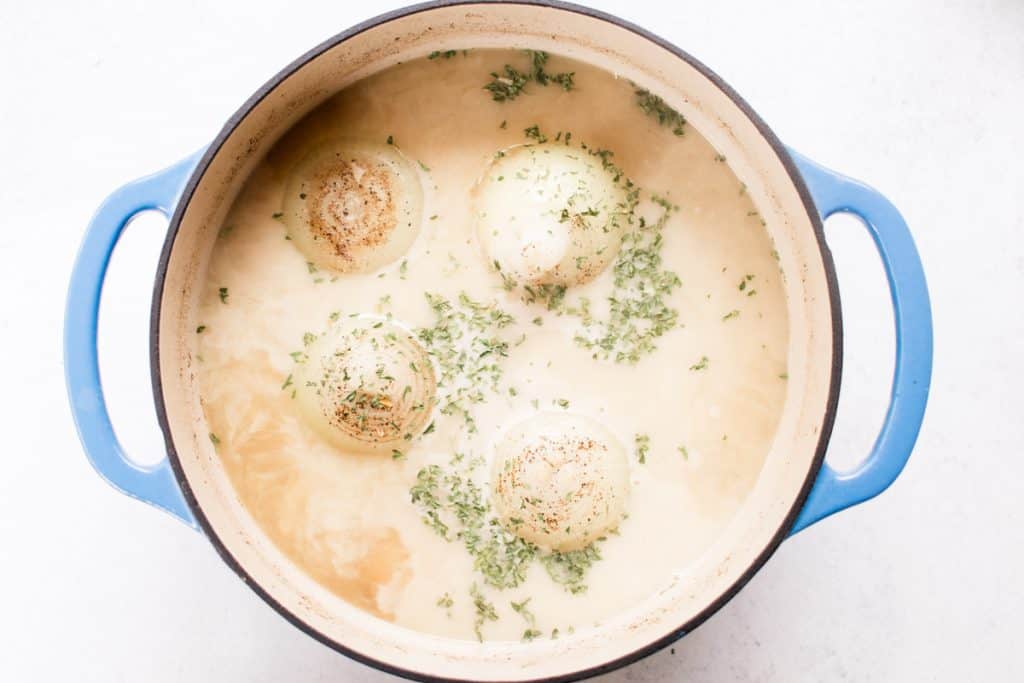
[{"left": 1, "top": 0, "right": 1021, "bottom": 680}]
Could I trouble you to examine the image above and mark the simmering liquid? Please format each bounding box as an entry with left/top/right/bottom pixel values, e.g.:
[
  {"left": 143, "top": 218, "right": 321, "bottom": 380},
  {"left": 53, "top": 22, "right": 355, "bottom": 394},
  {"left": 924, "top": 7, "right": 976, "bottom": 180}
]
[{"left": 197, "top": 49, "right": 788, "bottom": 642}]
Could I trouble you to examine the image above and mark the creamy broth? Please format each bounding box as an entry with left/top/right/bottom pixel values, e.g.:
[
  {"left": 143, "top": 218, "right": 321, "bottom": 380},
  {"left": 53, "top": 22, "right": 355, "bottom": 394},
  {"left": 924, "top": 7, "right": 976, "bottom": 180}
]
[{"left": 197, "top": 49, "right": 788, "bottom": 642}]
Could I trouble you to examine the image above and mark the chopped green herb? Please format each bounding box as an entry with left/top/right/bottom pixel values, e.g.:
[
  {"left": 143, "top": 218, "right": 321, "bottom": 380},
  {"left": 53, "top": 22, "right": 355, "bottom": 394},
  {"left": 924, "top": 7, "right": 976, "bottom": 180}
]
[
  {"left": 635, "top": 87, "right": 686, "bottom": 135},
  {"left": 522, "top": 283, "right": 567, "bottom": 311},
  {"left": 470, "top": 584, "right": 499, "bottom": 642},
  {"left": 281, "top": 374, "right": 293, "bottom": 391},
  {"left": 196, "top": 325, "right": 206, "bottom": 334},
  {"left": 635, "top": 433, "right": 650, "bottom": 464},
  {"left": 722, "top": 309, "right": 740, "bottom": 321},
  {"left": 527, "top": 50, "right": 574, "bottom": 90},
  {"left": 415, "top": 292, "right": 516, "bottom": 433},
  {"left": 410, "top": 456, "right": 539, "bottom": 590},
  {"left": 651, "top": 193, "right": 679, "bottom": 212},
  {"left": 208, "top": 432, "right": 220, "bottom": 446},
  {"left": 540, "top": 544, "right": 601, "bottom": 594},
  {"left": 485, "top": 64, "right": 530, "bottom": 101},
  {"left": 386, "top": 134, "right": 394, "bottom": 145},
  {"left": 524, "top": 124, "right": 548, "bottom": 143},
  {"left": 428, "top": 49, "right": 459, "bottom": 60},
  {"left": 218, "top": 287, "right": 228, "bottom": 304},
  {"left": 511, "top": 598, "right": 536, "bottom": 626},
  {"left": 410, "top": 465, "right": 449, "bottom": 538},
  {"left": 436, "top": 592, "right": 454, "bottom": 616},
  {"left": 690, "top": 355, "right": 709, "bottom": 371},
  {"left": 571, "top": 194, "right": 681, "bottom": 364},
  {"left": 484, "top": 50, "right": 575, "bottom": 102},
  {"left": 498, "top": 266, "right": 517, "bottom": 291}
]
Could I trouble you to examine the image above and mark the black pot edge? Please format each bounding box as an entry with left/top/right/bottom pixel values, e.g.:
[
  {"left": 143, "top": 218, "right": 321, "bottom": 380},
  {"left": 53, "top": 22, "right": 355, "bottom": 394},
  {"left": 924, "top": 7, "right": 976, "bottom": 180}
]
[{"left": 149, "top": 1, "right": 844, "bottom": 681}]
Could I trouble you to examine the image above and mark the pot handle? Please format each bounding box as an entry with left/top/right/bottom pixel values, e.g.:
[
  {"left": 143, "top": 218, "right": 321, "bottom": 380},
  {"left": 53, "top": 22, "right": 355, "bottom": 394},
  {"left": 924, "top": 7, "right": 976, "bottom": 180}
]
[
  {"left": 787, "top": 150, "right": 932, "bottom": 534},
  {"left": 64, "top": 152, "right": 204, "bottom": 528}
]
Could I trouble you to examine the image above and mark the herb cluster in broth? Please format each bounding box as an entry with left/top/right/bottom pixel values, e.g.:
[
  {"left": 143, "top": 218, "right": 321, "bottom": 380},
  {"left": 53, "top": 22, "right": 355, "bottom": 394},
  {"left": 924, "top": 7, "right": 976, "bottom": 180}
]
[{"left": 197, "top": 48, "right": 788, "bottom": 642}]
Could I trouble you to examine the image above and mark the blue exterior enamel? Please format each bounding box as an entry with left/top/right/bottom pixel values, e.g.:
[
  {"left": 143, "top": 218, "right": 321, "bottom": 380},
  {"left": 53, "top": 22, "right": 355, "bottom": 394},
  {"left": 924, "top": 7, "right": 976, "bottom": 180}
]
[
  {"left": 63, "top": 148, "right": 931, "bottom": 536},
  {"left": 788, "top": 150, "right": 933, "bottom": 534},
  {"left": 63, "top": 151, "right": 205, "bottom": 528}
]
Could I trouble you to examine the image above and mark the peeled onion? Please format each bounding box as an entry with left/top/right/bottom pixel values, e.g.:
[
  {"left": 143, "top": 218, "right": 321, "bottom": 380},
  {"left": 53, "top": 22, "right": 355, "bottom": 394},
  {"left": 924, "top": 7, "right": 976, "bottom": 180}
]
[
  {"left": 474, "top": 144, "right": 630, "bottom": 288},
  {"left": 490, "top": 412, "right": 630, "bottom": 551},
  {"left": 294, "top": 318, "right": 436, "bottom": 453},
  {"left": 282, "top": 140, "right": 423, "bottom": 273}
]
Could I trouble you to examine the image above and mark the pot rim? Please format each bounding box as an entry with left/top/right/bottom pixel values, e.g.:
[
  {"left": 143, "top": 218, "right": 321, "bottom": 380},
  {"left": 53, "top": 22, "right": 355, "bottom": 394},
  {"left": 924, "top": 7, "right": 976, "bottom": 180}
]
[{"left": 150, "top": 1, "right": 844, "bottom": 681}]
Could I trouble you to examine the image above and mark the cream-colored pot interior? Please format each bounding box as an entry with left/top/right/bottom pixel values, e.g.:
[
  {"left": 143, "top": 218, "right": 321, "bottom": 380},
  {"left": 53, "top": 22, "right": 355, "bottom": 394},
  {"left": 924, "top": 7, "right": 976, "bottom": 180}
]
[{"left": 155, "top": 3, "right": 837, "bottom": 680}]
